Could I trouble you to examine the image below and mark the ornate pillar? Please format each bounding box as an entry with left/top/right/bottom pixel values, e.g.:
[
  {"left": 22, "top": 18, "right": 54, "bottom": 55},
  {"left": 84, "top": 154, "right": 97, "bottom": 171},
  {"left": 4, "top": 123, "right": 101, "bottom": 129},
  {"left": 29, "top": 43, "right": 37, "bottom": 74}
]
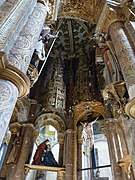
[
  {"left": 0, "top": 1, "right": 48, "bottom": 147},
  {"left": 58, "top": 133, "right": 65, "bottom": 166},
  {"left": 0, "top": 80, "right": 18, "bottom": 146},
  {"left": 0, "top": 123, "right": 21, "bottom": 179},
  {"left": 97, "top": 2, "right": 135, "bottom": 118},
  {"left": 109, "top": 21, "right": 135, "bottom": 100},
  {"left": 77, "top": 126, "right": 83, "bottom": 180},
  {"left": 106, "top": 119, "right": 124, "bottom": 180},
  {"left": 9, "top": 124, "right": 36, "bottom": 180},
  {"left": 65, "top": 129, "right": 74, "bottom": 180}
]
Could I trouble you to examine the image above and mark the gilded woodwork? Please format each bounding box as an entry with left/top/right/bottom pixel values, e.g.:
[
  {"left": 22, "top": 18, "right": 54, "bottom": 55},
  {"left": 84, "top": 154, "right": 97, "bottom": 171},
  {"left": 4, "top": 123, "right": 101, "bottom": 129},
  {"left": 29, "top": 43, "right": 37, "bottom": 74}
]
[
  {"left": 125, "top": 97, "right": 135, "bottom": 119},
  {"left": 118, "top": 154, "right": 132, "bottom": 179},
  {"left": 35, "top": 112, "right": 66, "bottom": 133},
  {"left": 73, "top": 101, "right": 107, "bottom": 124},
  {"left": 97, "top": 3, "right": 125, "bottom": 34},
  {"left": 103, "top": 81, "right": 126, "bottom": 118},
  {"left": 58, "top": 132, "right": 65, "bottom": 144},
  {"left": 58, "top": 0, "right": 106, "bottom": 23},
  {"left": 25, "top": 164, "right": 65, "bottom": 172},
  {"left": 0, "top": 52, "right": 30, "bottom": 98}
]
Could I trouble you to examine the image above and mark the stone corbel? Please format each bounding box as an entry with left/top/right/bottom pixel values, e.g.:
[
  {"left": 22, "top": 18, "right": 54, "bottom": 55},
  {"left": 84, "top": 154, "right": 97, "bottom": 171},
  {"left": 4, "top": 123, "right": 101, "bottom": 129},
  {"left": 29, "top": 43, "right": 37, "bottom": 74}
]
[
  {"left": 118, "top": 154, "right": 132, "bottom": 179},
  {"left": 0, "top": 52, "right": 30, "bottom": 98}
]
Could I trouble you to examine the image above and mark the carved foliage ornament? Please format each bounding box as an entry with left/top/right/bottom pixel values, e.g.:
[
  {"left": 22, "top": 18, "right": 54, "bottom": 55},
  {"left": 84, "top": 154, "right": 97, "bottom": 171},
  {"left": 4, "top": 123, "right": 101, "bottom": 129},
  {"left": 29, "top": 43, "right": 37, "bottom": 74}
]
[
  {"left": 73, "top": 101, "right": 107, "bottom": 124},
  {"left": 97, "top": 3, "right": 125, "bottom": 34},
  {"left": 58, "top": 0, "right": 106, "bottom": 23},
  {"left": 103, "top": 81, "right": 126, "bottom": 118}
]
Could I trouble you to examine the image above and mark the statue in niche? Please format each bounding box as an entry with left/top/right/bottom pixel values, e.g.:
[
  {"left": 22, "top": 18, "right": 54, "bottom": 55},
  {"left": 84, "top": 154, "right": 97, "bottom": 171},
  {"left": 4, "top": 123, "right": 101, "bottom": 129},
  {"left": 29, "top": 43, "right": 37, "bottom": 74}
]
[
  {"left": 81, "top": 117, "right": 98, "bottom": 151},
  {"left": 7, "top": 131, "right": 21, "bottom": 164},
  {"left": 31, "top": 25, "right": 58, "bottom": 69},
  {"left": 98, "top": 34, "right": 122, "bottom": 85},
  {"left": 32, "top": 139, "right": 59, "bottom": 167}
]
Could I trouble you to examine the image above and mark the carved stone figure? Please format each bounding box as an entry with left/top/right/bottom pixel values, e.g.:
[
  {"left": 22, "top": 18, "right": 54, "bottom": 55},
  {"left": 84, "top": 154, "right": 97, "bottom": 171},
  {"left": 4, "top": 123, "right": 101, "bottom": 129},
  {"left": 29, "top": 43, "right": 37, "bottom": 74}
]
[{"left": 32, "top": 139, "right": 58, "bottom": 167}]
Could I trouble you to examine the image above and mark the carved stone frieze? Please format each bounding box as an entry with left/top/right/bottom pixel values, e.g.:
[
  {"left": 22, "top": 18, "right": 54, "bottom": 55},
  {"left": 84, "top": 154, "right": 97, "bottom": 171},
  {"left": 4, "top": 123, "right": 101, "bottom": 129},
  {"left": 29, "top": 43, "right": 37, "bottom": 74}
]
[
  {"left": 58, "top": 0, "right": 106, "bottom": 23},
  {"left": 0, "top": 0, "right": 36, "bottom": 52},
  {"left": 0, "top": 79, "right": 18, "bottom": 146},
  {"left": 103, "top": 81, "right": 126, "bottom": 118},
  {"left": 97, "top": 3, "right": 125, "bottom": 34}
]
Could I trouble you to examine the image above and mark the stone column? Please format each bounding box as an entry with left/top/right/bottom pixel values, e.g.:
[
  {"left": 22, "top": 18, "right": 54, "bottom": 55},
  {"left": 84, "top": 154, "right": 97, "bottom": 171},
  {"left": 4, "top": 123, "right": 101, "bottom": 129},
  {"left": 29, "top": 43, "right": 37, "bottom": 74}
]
[
  {"left": 0, "top": 1, "right": 47, "bottom": 147},
  {"left": 65, "top": 129, "right": 74, "bottom": 180},
  {"left": 115, "top": 120, "right": 129, "bottom": 158},
  {"left": 9, "top": 124, "right": 35, "bottom": 180},
  {"left": 58, "top": 133, "right": 65, "bottom": 167},
  {"left": 109, "top": 21, "right": 135, "bottom": 100},
  {"left": 0, "top": 80, "right": 18, "bottom": 146},
  {"left": 77, "top": 126, "right": 83, "bottom": 180},
  {"left": 106, "top": 119, "right": 124, "bottom": 180}
]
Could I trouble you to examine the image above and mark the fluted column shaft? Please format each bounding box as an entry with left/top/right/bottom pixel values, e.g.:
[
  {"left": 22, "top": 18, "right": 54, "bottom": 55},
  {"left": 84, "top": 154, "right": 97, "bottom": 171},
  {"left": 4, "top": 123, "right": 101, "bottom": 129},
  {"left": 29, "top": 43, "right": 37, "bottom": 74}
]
[
  {"left": 109, "top": 22, "right": 135, "bottom": 99},
  {"left": 106, "top": 119, "right": 124, "bottom": 180},
  {"left": 58, "top": 133, "right": 65, "bottom": 167},
  {"left": 77, "top": 126, "right": 83, "bottom": 180},
  {"left": 9, "top": 124, "right": 35, "bottom": 180},
  {"left": 65, "top": 129, "right": 74, "bottom": 180}
]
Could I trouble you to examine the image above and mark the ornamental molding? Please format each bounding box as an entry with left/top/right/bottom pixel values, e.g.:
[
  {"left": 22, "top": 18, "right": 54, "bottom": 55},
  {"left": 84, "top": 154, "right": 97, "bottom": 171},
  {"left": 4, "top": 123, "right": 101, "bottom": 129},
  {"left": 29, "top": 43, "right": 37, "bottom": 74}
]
[
  {"left": 118, "top": 154, "right": 132, "bottom": 179},
  {"left": 97, "top": 3, "right": 125, "bottom": 34},
  {"left": 0, "top": 0, "right": 36, "bottom": 52},
  {"left": 103, "top": 81, "right": 126, "bottom": 118},
  {"left": 58, "top": 0, "right": 106, "bottom": 24},
  {"left": 0, "top": 52, "right": 30, "bottom": 98},
  {"left": 73, "top": 101, "right": 107, "bottom": 125},
  {"left": 35, "top": 112, "right": 66, "bottom": 132}
]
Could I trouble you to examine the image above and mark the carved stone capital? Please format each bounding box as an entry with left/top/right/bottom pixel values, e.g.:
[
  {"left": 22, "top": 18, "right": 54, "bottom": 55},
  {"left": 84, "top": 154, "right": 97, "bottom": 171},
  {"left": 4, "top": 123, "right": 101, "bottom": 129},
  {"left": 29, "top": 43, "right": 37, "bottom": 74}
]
[
  {"left": 66, "top": 129, "right": 74, "bottom": 134},
  {"left": 59, "top": 0, "right": 106, "bottom": 24},
  {"left": 9, "top": 122, "right": 22, "bottom": 134},
  {"left": 118, "top": 154, "right": 132, "bottom": 179},
  {"left": 125, "top": 97, "right": 135, "bottom": 119},
  {"left": 58, "top": 133, "right": 65, "bottom": 144},
  {"left": 103, "top": 81, "right": 126, "bottom": 118},
  {"left": 0, "top": 52, "right": 30, "bottom": 98},
  {"left": 97, "top": 3, "right": 125, "bottom": 34}
]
